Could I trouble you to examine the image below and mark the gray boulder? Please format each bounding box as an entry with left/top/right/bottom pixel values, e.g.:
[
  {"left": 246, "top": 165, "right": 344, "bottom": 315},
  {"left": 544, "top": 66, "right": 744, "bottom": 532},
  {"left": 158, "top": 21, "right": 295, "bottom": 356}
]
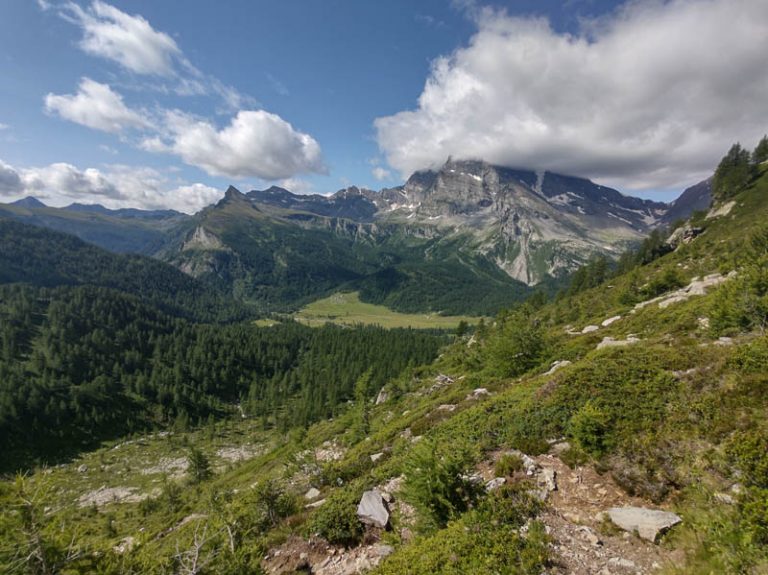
[
  {"left": 357, "top": 490, "right": 389, "bottom": 529},
  {"left": 607, "top": 506, "right": 682, "bottom": 542},
  {"left": 304, "top": 487, "right": 321, "bottom": 500}
]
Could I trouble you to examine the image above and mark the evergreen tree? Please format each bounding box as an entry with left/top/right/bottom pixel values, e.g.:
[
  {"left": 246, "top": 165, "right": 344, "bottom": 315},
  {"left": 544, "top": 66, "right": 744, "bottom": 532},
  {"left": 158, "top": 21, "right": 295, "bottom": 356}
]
[
  {"left": 754, "top": 135, "right": 768, "bottom": 165},
  {"left": 713, "top": 143, "right": 754, "bottom": 202},
  {"left": 187, "top": 447, "right": 212, "bottom": 484}
]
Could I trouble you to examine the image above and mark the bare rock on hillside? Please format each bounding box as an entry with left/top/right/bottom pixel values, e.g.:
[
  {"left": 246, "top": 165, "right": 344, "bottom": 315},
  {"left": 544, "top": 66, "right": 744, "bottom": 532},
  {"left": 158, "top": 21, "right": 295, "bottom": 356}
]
[
  {"left": 607, "top": 507, "right": 682, "bottom": 543},
  {"left": 357, "top": 490, "right": 389, "bottom": 529}
]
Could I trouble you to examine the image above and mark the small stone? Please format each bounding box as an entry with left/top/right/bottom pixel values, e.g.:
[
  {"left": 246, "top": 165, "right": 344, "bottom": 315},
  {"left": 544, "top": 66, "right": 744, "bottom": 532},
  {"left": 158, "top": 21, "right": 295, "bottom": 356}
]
[
  {"left": 714, "top": 492, "right": 735, "bottom": 505},
  {"left": 305, "top": 499, "right": 326, "bottom": 509},
  {"left": 370, "top": 452, "right": 385, "bottom": 463},
  {"left": 601, "top": 315, "right": 622, "bottom": 327},
  {"left": 546, "top": 360, "right": 572, "bottom": 375},
  {"left": 582, "top": 325, "right": 600, "bottom": 334},
  {"left": 375, "top": 389, "right": 389, "bottom": 405},
  {"left": 577, "top": 526, "right": 602, "bottom": 546},
  {"left": 486, "top": 477, "right": 507, "bottom": 491},
  {"left": 112, "top": 536, "right": 135, "bottom": 554},
  {"left": 466, "top": 388, "right": 491, "bottom": 400},
  {"left": 563, "top": 511, "right": 583, "bottom": 524},
  {"left": 373, "top": 544, "right": 394, "bottom": 558},
  {"left": 77, "top": 464, "right": 88, "bottom": 473},
  {"left": 608, "top": 557, "right": 637, "bottom": 569},
  {"left": 305, "top": 487, "right": 321, "bottom": 500},
  {"left": 538, "top": 468, "right": 557, "bottom": 491}
]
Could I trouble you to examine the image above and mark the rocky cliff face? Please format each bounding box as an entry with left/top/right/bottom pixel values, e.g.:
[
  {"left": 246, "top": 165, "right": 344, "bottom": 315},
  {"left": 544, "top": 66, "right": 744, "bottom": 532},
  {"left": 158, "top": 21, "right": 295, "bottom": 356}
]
[
  {"left": 189, "top": 160, "right": 684, "bottom": 288},
  {"left": 367, "top": 160, "right": 668, "bottom": 284}
]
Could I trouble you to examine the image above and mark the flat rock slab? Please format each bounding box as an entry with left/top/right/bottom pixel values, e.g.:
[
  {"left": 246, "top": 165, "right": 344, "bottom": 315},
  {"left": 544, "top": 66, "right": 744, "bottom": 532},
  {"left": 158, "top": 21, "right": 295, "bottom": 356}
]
[
  {"left": 357, "top": 490, "right": 389, "bottom": 528},
  {"left": 608, "top": 506, "right": 681, "bottom": 542}
]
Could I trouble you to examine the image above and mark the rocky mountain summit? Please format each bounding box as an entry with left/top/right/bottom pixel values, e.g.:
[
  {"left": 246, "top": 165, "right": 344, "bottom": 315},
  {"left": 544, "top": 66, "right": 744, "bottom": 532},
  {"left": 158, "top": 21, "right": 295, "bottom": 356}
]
[{"left": 226, "top": 159, "right": 682, "bottom": 286}]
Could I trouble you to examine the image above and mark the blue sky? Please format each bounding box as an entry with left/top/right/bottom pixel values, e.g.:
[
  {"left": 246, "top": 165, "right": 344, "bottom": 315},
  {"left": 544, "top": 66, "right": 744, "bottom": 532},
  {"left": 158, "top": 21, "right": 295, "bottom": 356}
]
[{"left": 0, "top": 0, "right": 766, "bottom": 212}]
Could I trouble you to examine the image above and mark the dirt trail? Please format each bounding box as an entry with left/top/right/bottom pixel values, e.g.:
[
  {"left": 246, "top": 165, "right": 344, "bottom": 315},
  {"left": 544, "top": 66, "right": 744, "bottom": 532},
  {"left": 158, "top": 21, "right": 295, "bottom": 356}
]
[{"left": 532, "top": 454, "right": 684, "bottom": 575}]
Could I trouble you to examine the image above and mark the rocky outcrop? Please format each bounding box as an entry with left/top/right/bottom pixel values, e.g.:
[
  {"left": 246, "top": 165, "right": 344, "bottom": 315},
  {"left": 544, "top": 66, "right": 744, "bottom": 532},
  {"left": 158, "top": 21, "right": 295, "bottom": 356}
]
[
  {"left": 597, "top": 336, "right": 641, "bottom": 350},
  {"left": 633, "top": 272, "right": 735, "bottom": 311},
  {"left": 607, "top": 507, "right": 682, "bottom": 542},
  {"left": 356, "top": 490, "right": 389, "bottom": 529}
]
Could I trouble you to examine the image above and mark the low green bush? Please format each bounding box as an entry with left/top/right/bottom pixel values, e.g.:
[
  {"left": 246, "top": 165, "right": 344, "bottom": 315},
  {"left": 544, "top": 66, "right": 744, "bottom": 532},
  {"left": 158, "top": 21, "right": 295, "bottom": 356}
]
[
  {"left": 305, "top": 485, "right": 364, "bottom": 546},
  {"left": 402, "top": 439, "right": 482, "bottom": 532},
  {"left": 494, "top": 453, "right": 524, "bottom": 477},
  {"left": 372, "top": 485, "right": 548, "bottom": 575}
]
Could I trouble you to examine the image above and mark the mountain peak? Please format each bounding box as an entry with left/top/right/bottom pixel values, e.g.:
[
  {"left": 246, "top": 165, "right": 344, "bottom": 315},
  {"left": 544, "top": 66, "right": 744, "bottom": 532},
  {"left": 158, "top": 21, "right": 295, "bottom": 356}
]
[
  {"left": 11, "top": 196, "right": 47, "bottom": 208},
  {"left": 225, "top": 185, "right": 244, "bottom": 199}
]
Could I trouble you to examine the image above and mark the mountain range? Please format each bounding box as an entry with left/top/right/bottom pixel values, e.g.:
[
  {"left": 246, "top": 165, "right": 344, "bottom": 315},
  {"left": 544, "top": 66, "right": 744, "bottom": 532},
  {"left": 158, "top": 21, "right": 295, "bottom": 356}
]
[{"left": 0, "top": 159, "right": 711, "bottom": 314}]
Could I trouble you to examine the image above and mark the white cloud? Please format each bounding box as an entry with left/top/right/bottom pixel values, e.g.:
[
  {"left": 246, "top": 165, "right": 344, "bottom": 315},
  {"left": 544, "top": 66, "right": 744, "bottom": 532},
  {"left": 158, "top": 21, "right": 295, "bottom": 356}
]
[
  {"left": 0, "top": 123, "right": 8, "bottom": 130},
  {"left": 62, "top": 0, "right": 181, "bottom": 76},
  {"left": 371, "top": 166, "right": 392, "bottom": 181},
  {"left": 149, "top": 110, "right": 326, "bottom": 180},
  {"left": 53, "top": 1, "right": 252, "bottom": 109},
  {"left": 45, "top": 77, "right": 149, "bottom": 133},
  {"left": 21, "top": 161, "right": 118, "bottom": 198},
  {"left": 277, "top": 177, "right": 316, "bottom": 195},
  {"left": 0, "top": 160, "right": 23, "bottom": 194},
  {"left": 376, "top": 0, "right": 768, "bottom": 191},
  {"left": 0, "top": 158, "right": 222, "bottom": 214}
]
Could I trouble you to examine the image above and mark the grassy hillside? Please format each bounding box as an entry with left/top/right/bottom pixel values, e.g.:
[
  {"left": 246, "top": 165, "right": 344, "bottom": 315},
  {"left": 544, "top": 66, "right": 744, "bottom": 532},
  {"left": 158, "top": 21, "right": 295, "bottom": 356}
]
[
  {"left": 2, "top": 167, "right": 767, "bottom": 573},
  {"left": 0, "top": 218, "right": 245, "bottom": 322}
]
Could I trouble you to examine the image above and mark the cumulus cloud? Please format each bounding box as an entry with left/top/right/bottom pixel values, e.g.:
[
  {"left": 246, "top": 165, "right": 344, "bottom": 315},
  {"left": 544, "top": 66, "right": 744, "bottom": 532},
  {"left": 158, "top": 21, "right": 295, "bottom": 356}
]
[
  {"left": 147, "top": 110, "right": 326, "bottom": 180},
  {"left": 45, "top": 77, "right": 149, "bottom": 133},
  {"left": 371, "top": 166, "right": 392, "bottom": 181},
  {"left": 22, "top": 162, "right": 118, "bottom": 198},
  {"left": 0, "top": 160, "right": 23, "bottom": 194},
  {"left": 376, "top": 0, "right": 768, "bottom": 191},
  {"left": 0, "top": 158, "right": 222, "bottom": 214}
]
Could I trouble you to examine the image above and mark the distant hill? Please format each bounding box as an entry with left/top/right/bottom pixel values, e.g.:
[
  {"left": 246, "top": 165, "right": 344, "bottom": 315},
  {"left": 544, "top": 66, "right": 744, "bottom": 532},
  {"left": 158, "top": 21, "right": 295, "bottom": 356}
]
[
  {"left": 0, "top": 218, "right": 245, "bottom": 322},
  {"left": 0, "top": 198, "right": 188, "bottom": 254}
]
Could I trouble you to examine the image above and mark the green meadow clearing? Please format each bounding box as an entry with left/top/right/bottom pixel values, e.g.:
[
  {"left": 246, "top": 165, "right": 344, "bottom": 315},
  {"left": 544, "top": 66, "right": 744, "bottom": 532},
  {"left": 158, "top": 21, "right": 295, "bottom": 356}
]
[{"left": 293, "top": 291, "right": 484, "bottom": 329}]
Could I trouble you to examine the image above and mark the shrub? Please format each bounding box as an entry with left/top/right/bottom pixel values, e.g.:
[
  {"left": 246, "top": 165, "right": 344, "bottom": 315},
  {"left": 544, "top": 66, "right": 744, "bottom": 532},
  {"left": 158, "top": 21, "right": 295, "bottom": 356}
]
[
  {"left": 372, "top": 485, "right": 548, "bottom": 575},
  {"left": 640, "top": 268, "right": 685, "bottom": 299},
  {"left": 727, "top": 430, "right": 768, "bottom": 488},
  {"left": 251, "top": 479, "right": 297, "bottom": 529},
  {"left": 569, "top": 401, "right": 612, "bottom": 456},
  {"left": 484, "top": 307, "right": 547, "bottom": 377},
  {"left": 739, "top": 487, "right": 768, "bottom": 546},
  {"left": 305, "top": 486, "right": 363, "bottom": 546},
  {"left": 559, "top": 445, "right": 588, "bottom": 468},
  {"left": 494, "top": 453, "right": 523, "bottom": 477},
  {"left": 401, "top": 439, "right": 482, "bottom": 532}
]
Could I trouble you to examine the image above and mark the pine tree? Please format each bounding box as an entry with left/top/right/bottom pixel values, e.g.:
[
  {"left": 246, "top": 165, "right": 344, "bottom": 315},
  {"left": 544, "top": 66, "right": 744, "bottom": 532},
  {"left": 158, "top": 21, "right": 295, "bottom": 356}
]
[
  {"left": 753, "top": 135, "right": 768, "bottom": 165},
  {"left": 187, "top": 447, "right": 212, "bottom": 484},
  {"left": 713, "top": 143, "right": 754, "bottom": 202}
]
